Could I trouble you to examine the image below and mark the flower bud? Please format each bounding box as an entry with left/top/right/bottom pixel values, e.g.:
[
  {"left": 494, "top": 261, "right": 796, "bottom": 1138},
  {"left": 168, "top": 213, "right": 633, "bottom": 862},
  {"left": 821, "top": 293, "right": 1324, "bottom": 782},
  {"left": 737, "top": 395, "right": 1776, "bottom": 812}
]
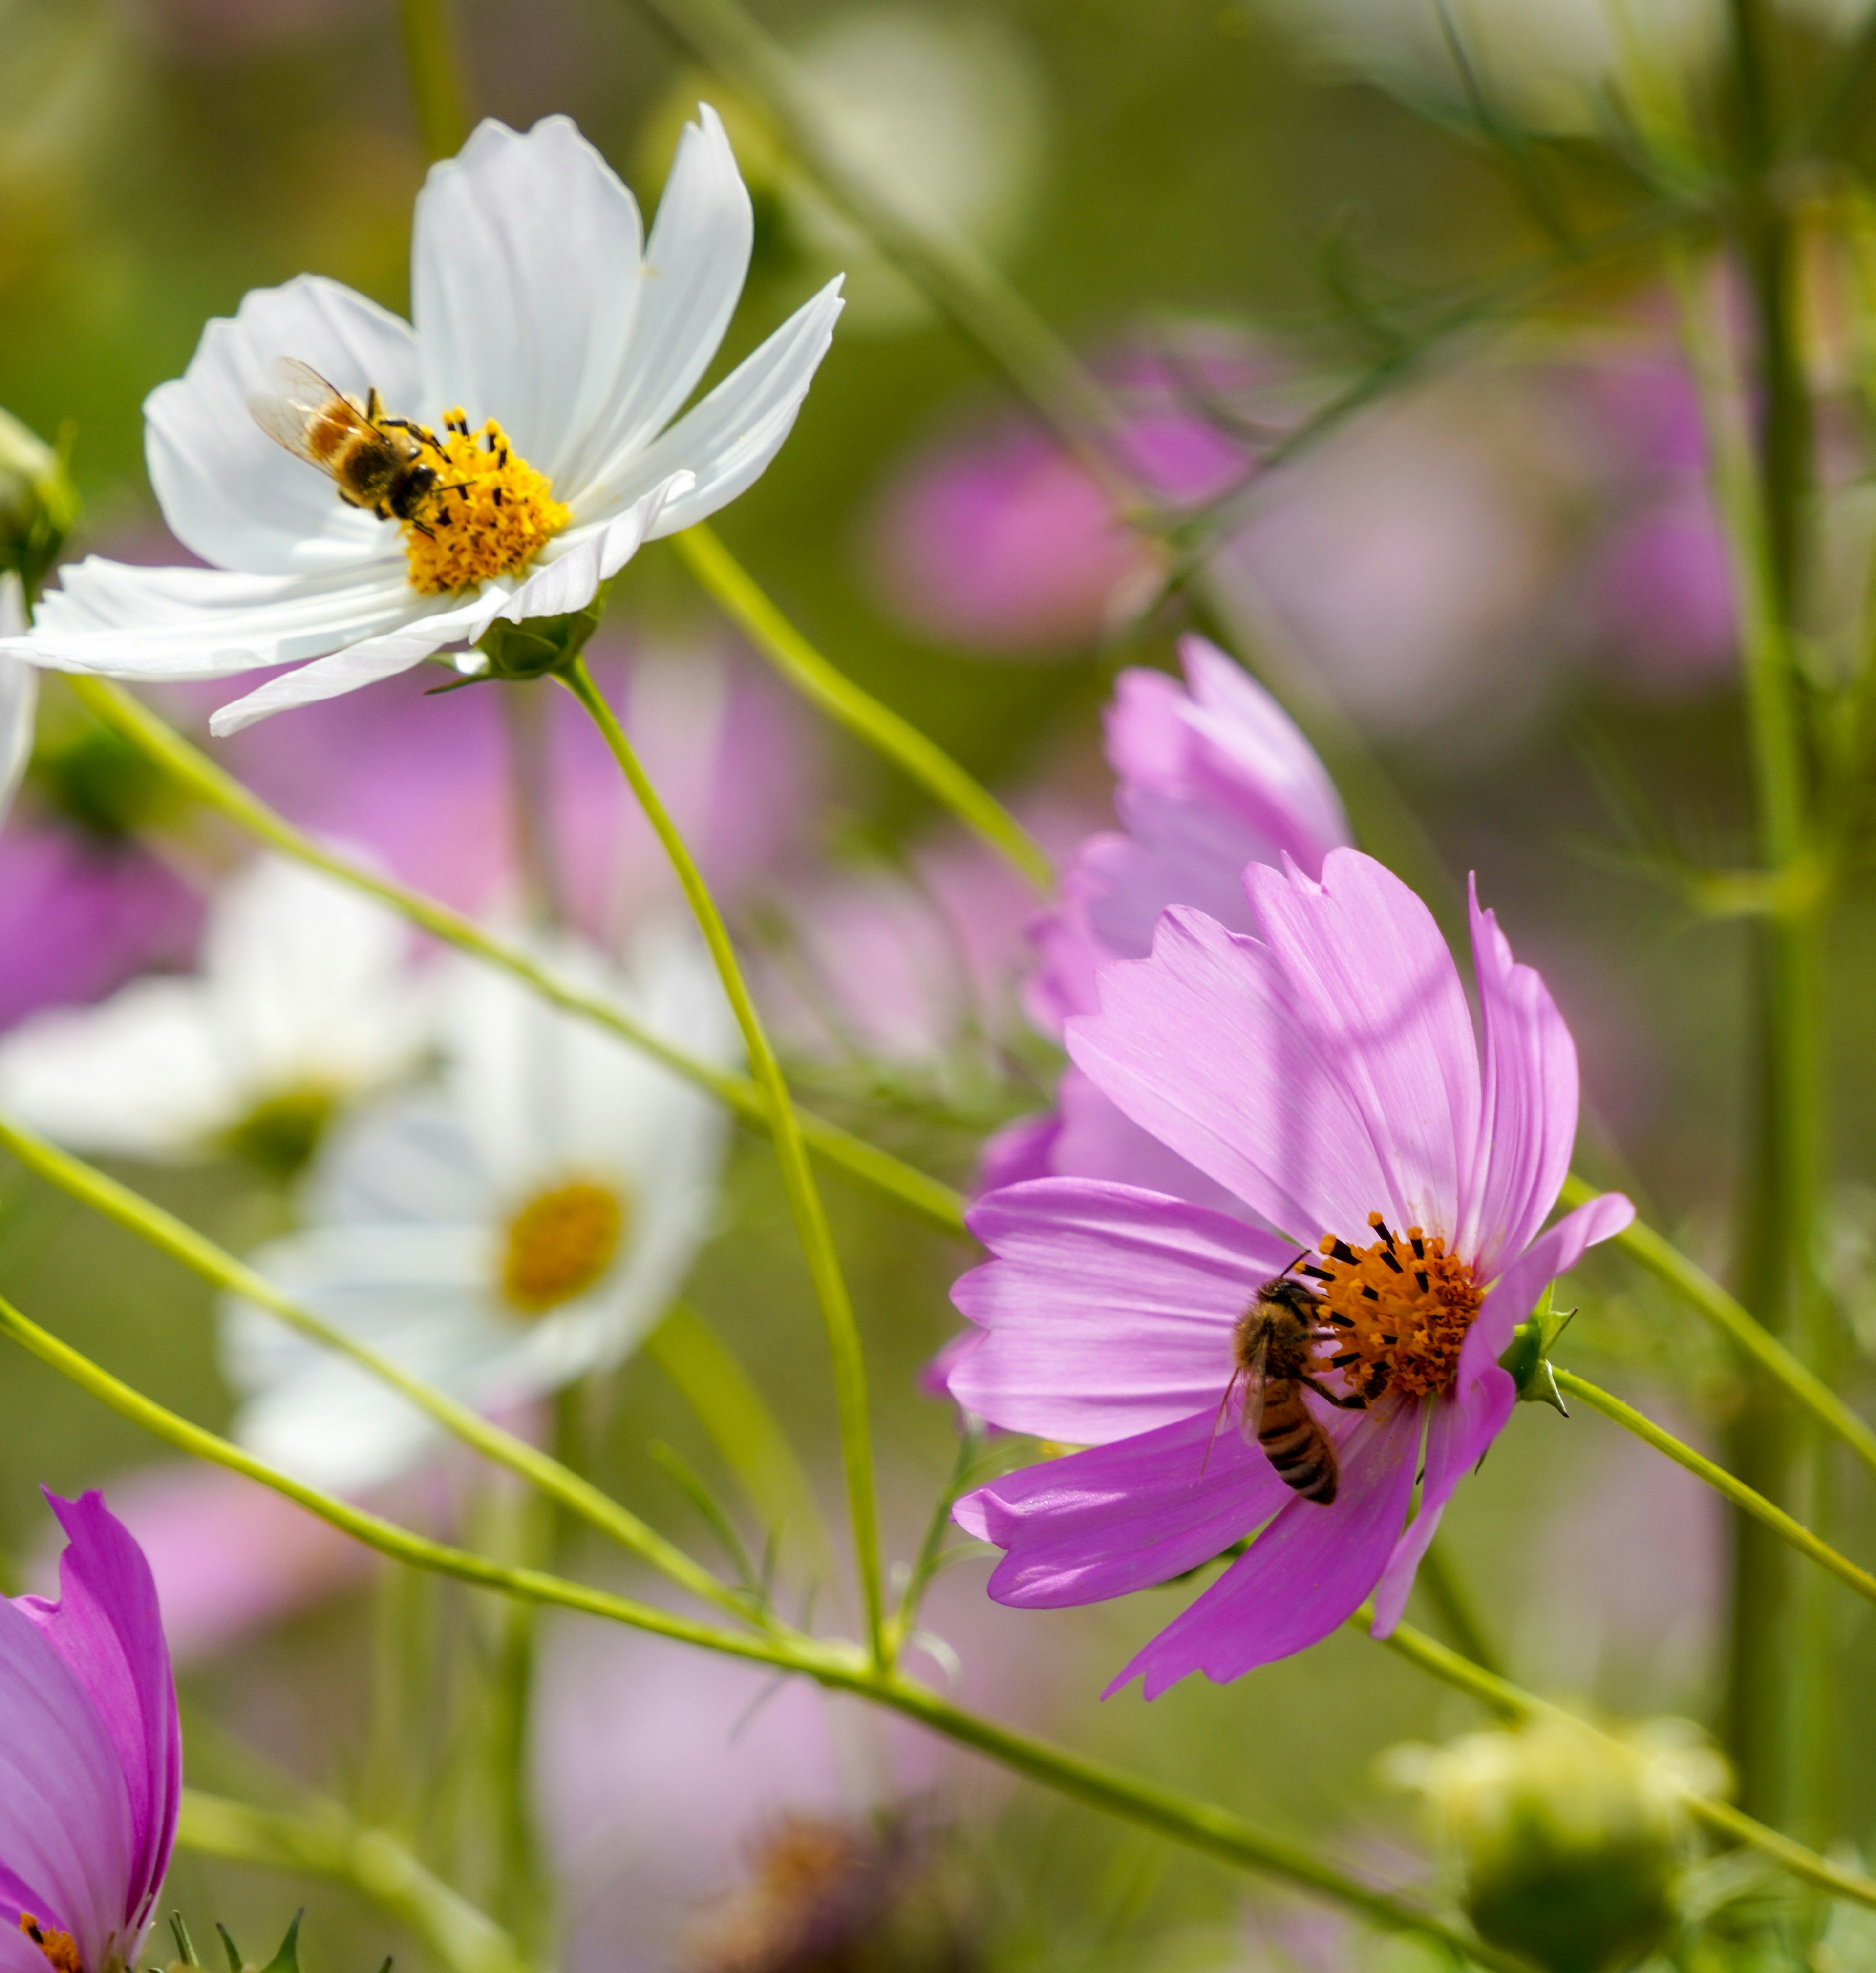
[
  {"left": 0, "top": 406, "right": 77, "bottom": 596},
  {"left": 1385, "top": 1715, "right": 1727, "bottom": 1973}
]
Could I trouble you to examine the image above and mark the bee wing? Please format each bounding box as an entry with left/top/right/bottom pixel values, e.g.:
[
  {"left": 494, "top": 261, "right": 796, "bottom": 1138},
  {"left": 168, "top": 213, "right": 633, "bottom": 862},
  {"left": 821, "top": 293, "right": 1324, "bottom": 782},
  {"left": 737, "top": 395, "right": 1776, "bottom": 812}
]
[
  {"left": 247, "top": 357, "right": 371, "bottom": 467},
  {"left": 1236, "top": 1317, "right": 1273, "bottom": 1444}
]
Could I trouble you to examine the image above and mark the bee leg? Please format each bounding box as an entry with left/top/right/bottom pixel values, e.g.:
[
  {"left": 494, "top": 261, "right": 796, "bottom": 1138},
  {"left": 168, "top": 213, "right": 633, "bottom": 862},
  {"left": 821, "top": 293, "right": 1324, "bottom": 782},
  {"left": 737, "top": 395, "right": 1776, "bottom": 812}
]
[
  {"left": 338, "top": 491, "right": 363, "bottom": 509},
  {"left": 412, "top": 521, "right": 438, "bottom": 541},
  {"left": 1297, "top": 1371, "right": 1370, "bottom": 1411},
  {"left": 365, "top": 387, "right": 382, "bottom": 420}
]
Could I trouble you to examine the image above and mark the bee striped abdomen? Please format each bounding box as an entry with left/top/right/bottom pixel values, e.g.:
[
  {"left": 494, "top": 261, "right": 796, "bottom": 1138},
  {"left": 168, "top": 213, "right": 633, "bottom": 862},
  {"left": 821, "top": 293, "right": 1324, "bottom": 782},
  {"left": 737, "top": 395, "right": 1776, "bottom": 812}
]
[{"left": 1257, "top": 1382, "right": 1339, "bottom": 1505}]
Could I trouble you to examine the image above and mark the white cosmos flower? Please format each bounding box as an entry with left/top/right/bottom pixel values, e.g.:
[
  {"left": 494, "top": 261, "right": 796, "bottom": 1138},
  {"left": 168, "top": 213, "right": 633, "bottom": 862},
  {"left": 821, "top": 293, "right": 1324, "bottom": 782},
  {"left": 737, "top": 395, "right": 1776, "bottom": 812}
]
[
  {"left": 0, "top": 852, "right": 426, "bottom": 1164},
  {"left": 1, "top": 112, "right": 843, "bottom": 737},
  {"left": 0, "top": 573, "right": 33, "bottom": 821},
  {"left": 222, "top": 919, "right": 736, "bottom": 1491}
]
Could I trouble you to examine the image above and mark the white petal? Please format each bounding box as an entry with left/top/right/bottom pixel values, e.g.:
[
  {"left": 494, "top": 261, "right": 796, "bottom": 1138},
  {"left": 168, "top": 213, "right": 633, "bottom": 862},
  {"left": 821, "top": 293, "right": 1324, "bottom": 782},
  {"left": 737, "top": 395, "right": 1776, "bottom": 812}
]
[
  {"left": 0, "top": 978, "right": 237, "bottom": 1156},
  {"left": 145, "top": 273, "right": 419, "bottom": 576},
  {"left": 205, "top": 588, "right": 498, "bottom": 735},
  {"left": 488, "top": 472, "right": 692, "bottom": 628},
  {"left": 0, "top": 574, "right": 34, "bottom": 823},
  {"left": 205, "top": 854, "right": 428, "bottom": 1094},
  {"left": 300, "top": 1092, "right": 494, "bottom": 1231},
  {"left": 412, "top": 117, "right": 648, "bottom": 486},
  {"left": 12, "top": 556, "right": 426, "bottom": 681},
  {"left": 558, "top": 105, "right": 753, "bottom": 504},
  {"left": 585, "top": 280, "right": 844, "bottom": 533}
]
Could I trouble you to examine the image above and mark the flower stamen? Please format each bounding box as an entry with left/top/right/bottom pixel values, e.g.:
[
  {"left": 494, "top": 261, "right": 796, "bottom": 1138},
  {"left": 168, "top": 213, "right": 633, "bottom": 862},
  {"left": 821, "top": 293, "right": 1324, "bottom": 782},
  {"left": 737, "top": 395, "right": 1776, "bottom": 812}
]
[
  {"left": 19, "top": 1916, "right": 82, "bottom": 1973},
  {"left": 399, "top": 409, "right": 568, "bottom": 594},
  {"left": 499, "top": 1179, "right": 628, "bottom": 1316},
  {"left": 1303, "top": 1212, "right": 1483, "bottom": 1401}
]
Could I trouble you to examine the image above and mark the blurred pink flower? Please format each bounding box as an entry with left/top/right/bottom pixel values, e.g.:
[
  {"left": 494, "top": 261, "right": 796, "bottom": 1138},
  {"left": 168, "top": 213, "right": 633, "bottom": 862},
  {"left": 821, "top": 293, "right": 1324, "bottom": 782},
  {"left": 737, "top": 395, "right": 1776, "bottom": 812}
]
[
  {"left": 0, "top": 828, "right": 199, "bottom": 1034},
  {"left": 225, "top": 636, "right": 821, "bottom": 939},
  {"left": 869, "top": 342, "right": 1255, "bottom": 657}
]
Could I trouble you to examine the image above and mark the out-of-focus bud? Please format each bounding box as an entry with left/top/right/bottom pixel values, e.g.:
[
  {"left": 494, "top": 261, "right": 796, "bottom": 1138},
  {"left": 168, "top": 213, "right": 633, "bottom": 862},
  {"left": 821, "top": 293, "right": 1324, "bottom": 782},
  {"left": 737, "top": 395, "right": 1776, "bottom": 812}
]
[
  {"left": 0, "top": 406, "right": 77, "bottom": 598},
  {"left": 1384, "top": 1715, "right": 1727, "bottom": 1973}
]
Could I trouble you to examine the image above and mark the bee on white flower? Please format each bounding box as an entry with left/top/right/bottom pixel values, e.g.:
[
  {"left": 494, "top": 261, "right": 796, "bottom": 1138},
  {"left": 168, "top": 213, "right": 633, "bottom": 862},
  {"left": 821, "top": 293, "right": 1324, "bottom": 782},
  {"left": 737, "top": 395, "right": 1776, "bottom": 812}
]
[
  {"left": 0, "top": 112, "right": 843, "bottom": 736},
  {"left": 0, "top": 573, "right": 34, "bottom": 822},
  {"left": 0, "top": 852, "right": 427, "bottom": 1171},
  {"left": 222, "top": 920, "right": 736, "bottom": 1491}
]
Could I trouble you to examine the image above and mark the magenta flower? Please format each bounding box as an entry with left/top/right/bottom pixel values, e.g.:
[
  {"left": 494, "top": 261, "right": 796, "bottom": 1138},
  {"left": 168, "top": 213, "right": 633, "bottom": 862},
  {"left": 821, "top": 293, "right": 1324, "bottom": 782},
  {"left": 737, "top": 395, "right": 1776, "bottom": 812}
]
[
  {"left": 951, "top": 849, "right": 1633, "bottom": 1692},
  {"left": 0, "top": 1492, "right": 181, "bottom": 1973}
]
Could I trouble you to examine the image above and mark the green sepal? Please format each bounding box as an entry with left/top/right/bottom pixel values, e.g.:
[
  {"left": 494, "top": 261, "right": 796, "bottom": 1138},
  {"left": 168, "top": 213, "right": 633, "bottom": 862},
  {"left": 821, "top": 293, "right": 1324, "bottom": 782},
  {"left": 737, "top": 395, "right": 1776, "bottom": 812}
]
[
  {"left": 256, "top": 1912, "right": 305, "bottom": 1973},
  {"left": 473, "top": 591, "right": 608, "bottom": 682},
  {"left": 213, "top": 1924, "right": 243, "bottom": 1973},
  {"left": 1498, "top": 1287, "right": 1575, "bottom": 1415}
]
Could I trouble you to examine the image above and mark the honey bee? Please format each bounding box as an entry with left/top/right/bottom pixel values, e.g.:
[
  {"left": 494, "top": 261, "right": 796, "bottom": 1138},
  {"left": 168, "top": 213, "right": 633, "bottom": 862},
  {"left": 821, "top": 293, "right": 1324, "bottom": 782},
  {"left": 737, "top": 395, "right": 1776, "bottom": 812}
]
[
  {"left": 248, "top": 357, "right": 443, "bottom": 526},
  {"left": 1221, "top": 1268, "right": 1388, "bottom": 1506}
]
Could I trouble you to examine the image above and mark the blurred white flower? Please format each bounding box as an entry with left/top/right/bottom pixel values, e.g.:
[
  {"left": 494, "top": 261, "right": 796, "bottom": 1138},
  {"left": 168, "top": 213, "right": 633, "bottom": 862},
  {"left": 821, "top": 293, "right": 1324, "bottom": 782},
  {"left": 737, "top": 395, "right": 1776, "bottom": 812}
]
[
  {"left": 0, "top": 852, "right": 426, "bottom": 1166},
  {"left": 789, "top": 6, "right": 1048, "bottom": 332},
  {"left": 222, "top": 920, "right": 736, "bottom": 1490},
  {"left": 3, "top": 113, "right": 842, "bottom": 735},
  {"left": 1267, "top": 0, "right": 1718, "bottom": 131},
  {"left": 0, "top": 573, "right": 33, "bottom": 822}
]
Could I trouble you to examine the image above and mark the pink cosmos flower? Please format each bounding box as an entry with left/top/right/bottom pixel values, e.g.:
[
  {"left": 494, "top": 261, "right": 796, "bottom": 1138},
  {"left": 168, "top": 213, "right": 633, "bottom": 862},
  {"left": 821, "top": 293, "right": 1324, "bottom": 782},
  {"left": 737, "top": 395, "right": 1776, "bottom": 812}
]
[
  {"left": 0, "top": 1492, "right": 181, "bottom": 1973},
  {"left": 950, "top": 849, "right": 1634, "bottom": 1692}
]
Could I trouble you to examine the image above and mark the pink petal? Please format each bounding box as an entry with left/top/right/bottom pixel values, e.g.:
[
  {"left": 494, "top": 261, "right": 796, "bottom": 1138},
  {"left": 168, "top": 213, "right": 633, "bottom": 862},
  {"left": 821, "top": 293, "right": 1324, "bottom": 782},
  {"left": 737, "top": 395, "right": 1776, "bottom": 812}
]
[
  {"left": 1458, "top": 878, "right": 1580, "bottom": 1277},
  {"left": 16, "top": 1494, "right": 180, "bottom": 1952},
  {"left": 954, "top": 1406, "right": 1296, "bottom": 1606},
  {"left": 974, "top": 1110, "right": 1062, "bottom": 1194},
  {"left": 1460, "top": 1190, "right": 1636, "bottom": 1386},
  {"left": 1067, "top": 849, "right": 1480, "bottom": 1243},
  {"left": 1108, "top": 1394, "right": 1423, "bottom": 1697},
  {"left": 951, "top": 1180, "right": 1295, "bottom": 1442},
  {"left": 0, "top": 1601, "right": 136, "bottom": 1970},
  {"left": 1050, "top": 1069, "right": 1248, "bottom": 1218}
]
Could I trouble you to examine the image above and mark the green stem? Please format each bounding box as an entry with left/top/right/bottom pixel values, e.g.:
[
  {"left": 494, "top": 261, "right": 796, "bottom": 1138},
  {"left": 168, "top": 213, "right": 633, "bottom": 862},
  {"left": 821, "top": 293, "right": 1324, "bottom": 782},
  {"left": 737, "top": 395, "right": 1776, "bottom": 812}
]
[
  {"left": 9, "top": 1293, "right": 1525, "bottom": 1967},
  {"left": 559, "top": 656, "right": 888, "bottom": 1666},
  {"left": 399, "top": 0, "right": 472, "bottom": 160},
  {"left": 1354, "top": 1610, "right": 1876, "bottom": 1915},
  {"left": 1552, "top": 1370, "right": 1876, "bottom": 1611},
  {"left": 0, "top": 1107, "right": 755, "bottom": 1629},
  {"left": 673, "top": 525, "right": 1054, "bottom": 892},
  {"left": 1562, "top": 1172, "right": 1876, "bottom": 1477},
  {"left": 1412, "top": 1538, "right": 1505, "bottom": 1680},
  {"left": 1675, "top": 206, "right": 1825, "bottom": 1824},
  {"left": 499, "top": 687, "right": 567, "bottom": 929},
  {"left": 178, "top": 1789, "right": 533, "bottom": 1973},
  {"left": 63, "top": 676, "right": 967, "bottom": 1237}
]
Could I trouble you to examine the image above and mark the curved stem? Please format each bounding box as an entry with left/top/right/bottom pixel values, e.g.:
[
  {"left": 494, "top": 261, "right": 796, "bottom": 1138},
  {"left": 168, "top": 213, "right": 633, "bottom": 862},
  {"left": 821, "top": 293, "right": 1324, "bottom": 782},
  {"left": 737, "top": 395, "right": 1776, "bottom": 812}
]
[
  {"left": 179, "top": 1789, "right": 532, "bottom": 1973},
  {"left": 61, "top": 676, "right": 968, "bottom": 1237},
  {"left": 1354, "top": 1610, "right": 1876, "bottom": 1915},
  {"left": 0, "top": 1108, "right": 755, "bottom": 1629},
  {"left": 1563, "top": 1172, "right": 1876, "bottom": 1477},
  {"left": 10, "top": 1293, "right": 1527, "bottom": 1969},
  {"left": 559, "top": 656, "right": 887, "bottom": 1666},
  {"left": 1552, "top": 1369, "right": 1876, "bottom": 1611},
  {"left": 673, "top": 525, "right": 1054, "bottom": 892}
]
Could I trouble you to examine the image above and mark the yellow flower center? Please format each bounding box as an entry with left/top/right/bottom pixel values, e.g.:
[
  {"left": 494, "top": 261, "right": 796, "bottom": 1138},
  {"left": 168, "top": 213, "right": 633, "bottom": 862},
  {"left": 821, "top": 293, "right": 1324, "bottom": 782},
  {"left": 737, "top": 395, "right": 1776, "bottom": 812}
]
[
  {"left": 1300, "top": 1211, "right": 1484, "bottom": 1401},
  {"left": 499, "top": 1179, "right": 628, "bottom": 1316},
  {"left": 20, "top": 1916, "right": 82, "bottom": 1973},
  {"left": 400, "top": 409, "right": 569, "bottom": 594}
]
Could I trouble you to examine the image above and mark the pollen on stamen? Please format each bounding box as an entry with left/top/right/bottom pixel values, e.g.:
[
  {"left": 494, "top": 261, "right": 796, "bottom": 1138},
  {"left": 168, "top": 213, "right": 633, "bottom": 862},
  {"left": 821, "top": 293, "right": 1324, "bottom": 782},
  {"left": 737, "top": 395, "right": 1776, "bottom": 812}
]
[
  {"left": 400, "top": 409, "right": 569, "bottom": 595},
  {"left": 1309, "top": 1220, "right": 1484, "bottom": 1401},
  {"left": 20, "top": 1914, "right": 82, "bottom": 1973}
]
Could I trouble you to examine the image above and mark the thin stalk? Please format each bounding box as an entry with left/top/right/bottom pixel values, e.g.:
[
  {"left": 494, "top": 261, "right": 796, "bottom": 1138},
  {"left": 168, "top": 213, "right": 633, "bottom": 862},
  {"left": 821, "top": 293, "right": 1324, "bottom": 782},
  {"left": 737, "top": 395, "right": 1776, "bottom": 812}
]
[
  {"left": 1413, "top": 1538, "right": 1505, "bottom": 1680},
  {"left": 1562, "top": 1172, "right": 1876, "bottom": 1477},
  {"left": 62, "top": 676, "right": 967, "bottom": 1236},
  {"left": 178, "top": 1789, "right": 532, "bottom": 1973},
  {"left": 500, "top": 688, "right": 567, "bottom": 929},
  {"left": 1551, "top": 1370, "right": 1876, "bottom": 1611},
  {"left": 615, "top": 0, "right": 1130, "bottom": 502},
  {"left": 478, "top": 1485, "right": 548, "bottom": 1951},
  {"left": 1675, "top": 206, "right": 1825, "bottom": 1823},
  {"left": 11, "top": 1294, "right": 1529, "bottom": 1967},
  {"left": 398, "top": 0, "right": 472, "bottom": 161},
  {"left": 1353, "top": 1611, "right": 1876, "bottom": 1915},
  {"left": 559, "top": 655, "right": 887, "bottom": 1667},
  {"left": 673, "top": 525, "right": 1054, "bottom": 892},
  {"left": 0, "top": 1107, "right": 755, "bottom": 1629}
]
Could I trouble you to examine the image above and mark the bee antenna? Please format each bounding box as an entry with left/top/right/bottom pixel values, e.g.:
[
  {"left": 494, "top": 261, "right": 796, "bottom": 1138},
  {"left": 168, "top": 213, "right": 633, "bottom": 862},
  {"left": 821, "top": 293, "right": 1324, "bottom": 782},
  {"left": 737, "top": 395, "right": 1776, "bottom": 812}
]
[{"left": 1280, "top": 1248, "right": 1310, "bottom": 1278}]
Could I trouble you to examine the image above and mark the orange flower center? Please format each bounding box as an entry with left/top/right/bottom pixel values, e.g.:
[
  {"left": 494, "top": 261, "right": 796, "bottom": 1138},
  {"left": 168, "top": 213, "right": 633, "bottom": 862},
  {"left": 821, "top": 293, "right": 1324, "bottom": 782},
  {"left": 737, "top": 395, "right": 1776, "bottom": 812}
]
[
  {"left": 1300, "top": 1212, "right": 1484, "bottom": 1401},
  {"left": 400, "top": 410, "right": 569, "bottom": 595},
  {"left": 20, "top": 1916, "right": 82, "bottom": 1973},
  {"left": 499, "top": 1179, "right": 628, "bottom": 1316}
]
